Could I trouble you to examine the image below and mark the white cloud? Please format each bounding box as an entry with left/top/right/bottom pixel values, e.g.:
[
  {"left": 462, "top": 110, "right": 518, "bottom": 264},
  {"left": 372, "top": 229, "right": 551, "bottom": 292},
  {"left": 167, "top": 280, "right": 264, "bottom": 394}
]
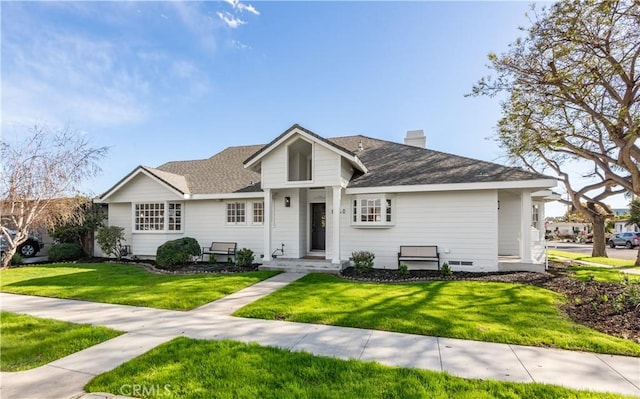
[
  {"left": 1, "top": 2, "right": 213, "bottom": 131},
  {"left": 223, "top": 0, "right": 260, "bottom": 16},
  {"left": 217, "top": 11, "right": 246, "bottom": 29},
  {"left": 2, "top": 28, "right": 149, "bottom": 129},
  {"left": 229, "top": 39, "right": 251, "bottom": 50}
]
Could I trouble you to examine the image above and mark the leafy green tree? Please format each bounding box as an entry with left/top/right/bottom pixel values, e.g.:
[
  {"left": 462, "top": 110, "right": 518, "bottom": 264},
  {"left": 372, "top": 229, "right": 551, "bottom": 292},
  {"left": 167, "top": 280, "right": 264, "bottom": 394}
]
[
  {"left": 471, "top": 0, "right": 639, "bottom": 256},
  {"left": 49, "top": 199, "right": 106, "bottom": 255}
]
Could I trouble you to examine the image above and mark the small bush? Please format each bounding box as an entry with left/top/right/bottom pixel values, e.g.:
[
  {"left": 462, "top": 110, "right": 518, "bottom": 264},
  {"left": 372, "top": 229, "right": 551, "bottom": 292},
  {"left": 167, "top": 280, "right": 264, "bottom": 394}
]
[
  {"left": 398, "top": 263, "right": 409, "bottom": 276},
  {"left": 440, "top": 262, "right": 452, "bottom": 277},
  {"left": 236, "top": 248, "right": 255, "bottom": 267},
  {"left": 156, "top": 237, "right": 201, "bottom": 270},
  {"left": 10, "top": 253, "right": 23, "bottom": 266},
  {"left": 48, "top": 243, "right": 84, "bottom": 262},
  {"left": 96, "top": 226, "right": 126, "bottom": 259},
  {"left": 351, "top": 251, "right": 375, "bottom": 273}
]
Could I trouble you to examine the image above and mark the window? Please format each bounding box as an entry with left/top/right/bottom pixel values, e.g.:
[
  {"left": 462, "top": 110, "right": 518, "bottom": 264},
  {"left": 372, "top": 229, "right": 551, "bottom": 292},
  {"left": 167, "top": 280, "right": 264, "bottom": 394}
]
[
  {"left": 253, "top": 201, "right": 264, "bottom": 224},
  {"left": 532, "top": 204, "right": 539, "bottom": 227},
  {"left": 134, "top": 202, "right": 183, "bottom": 232},
  {"left": 287, "top": 138, "right": 313, "bottom": 182},
  {"left": 227, "top": 202, "right": 246, "bottom": 224},
  {"left": 168, "top": 203, "right": 182, "bottom": 231},
  {"left": 352, "top": 196, "right": 394, "bottom": 226}
]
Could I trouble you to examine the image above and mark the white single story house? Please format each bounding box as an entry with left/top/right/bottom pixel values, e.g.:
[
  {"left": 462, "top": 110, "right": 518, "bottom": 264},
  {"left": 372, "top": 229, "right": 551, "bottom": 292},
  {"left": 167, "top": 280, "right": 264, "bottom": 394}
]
[
  {"left": 96, "top": 124, "right": 557, "bottom": 273},
  {"left": 613, "top": 219, "right": 640, "bottom": 234}
]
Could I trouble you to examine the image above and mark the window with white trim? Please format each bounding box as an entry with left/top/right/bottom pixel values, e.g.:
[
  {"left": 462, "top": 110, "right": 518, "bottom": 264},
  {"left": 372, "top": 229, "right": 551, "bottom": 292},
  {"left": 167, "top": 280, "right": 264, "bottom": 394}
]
[
  {"left": 532, "top": 204, "right": 539, "bottom": 227},
  {"left": 134, "top": 202, "right": 183, "bottom": 232},
  {"left": 227, "top": 202, "right": 246, "bottom": 224},
  {"left": 351, "top": 196, "right": 394, "bottom": 226},
  {"left": 168, "top": 203, "right": 182, "bottom": 231},
  {"left": 253, "top": 201, "right": 264, "bottom": 224}
]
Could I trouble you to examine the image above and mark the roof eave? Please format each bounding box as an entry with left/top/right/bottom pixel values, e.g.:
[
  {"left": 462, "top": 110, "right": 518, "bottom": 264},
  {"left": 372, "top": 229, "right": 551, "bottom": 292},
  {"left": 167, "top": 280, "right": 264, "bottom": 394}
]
[
  {"left": 243, "top": 124, "right": 366, "bottom": 173},
  {"left": 345, "top": 179, "right": 558, "bottom": 194},
  {"left": 96, "top": 166, "right": 188, "bottom": 203}
]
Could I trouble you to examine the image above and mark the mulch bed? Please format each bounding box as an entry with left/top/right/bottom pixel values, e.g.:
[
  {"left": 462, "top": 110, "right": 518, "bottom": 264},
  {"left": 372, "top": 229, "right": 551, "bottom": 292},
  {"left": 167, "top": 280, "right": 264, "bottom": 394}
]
[{"left": 341, "top": 263, "right": 640, "bottom": 343}]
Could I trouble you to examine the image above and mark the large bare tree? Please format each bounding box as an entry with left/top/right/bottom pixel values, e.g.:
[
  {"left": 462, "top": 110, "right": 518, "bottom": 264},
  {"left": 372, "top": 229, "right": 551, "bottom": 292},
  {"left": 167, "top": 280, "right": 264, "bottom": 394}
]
[
  {"left": 471, "top": 0, "right": 639, "bottom": 256},
  {"left": 0, "top": 124, "right": 108, "bottom": 268}
]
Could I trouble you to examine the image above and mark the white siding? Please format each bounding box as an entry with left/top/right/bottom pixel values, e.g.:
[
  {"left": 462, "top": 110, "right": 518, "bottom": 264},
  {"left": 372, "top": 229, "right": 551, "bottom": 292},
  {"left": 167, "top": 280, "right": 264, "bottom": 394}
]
[
  {"left": 102, "top": 199, "right": 264, "bottom": 258},
  {"left": 261, "top": 146, "right": 287, "bottom": 188},
  {"left": 270, "top": 188, "right": 303, "bottom": 258},
  {"left": 95, "top": 203, "right": 132, "bottom": 257},
  {"left": 184, "top": 199, "right": 264, "bottom": 258},
  {"left": 107, "top": 173, "right": 183, "bottom": 203},
  {"left": 341, "top": 158, "right": 354, "bottom": 187},
  {"left": 498, "top": 191, "right": 520, "bottom": 256},
  {"left": 340, "top": 190, "right": 499, "bottom": 272},
  {"left": 260, "top": 136, "right": 342, "bottom": 189},
  {"left": 313, "top": 144, "right": 341, "bottom": 186}
]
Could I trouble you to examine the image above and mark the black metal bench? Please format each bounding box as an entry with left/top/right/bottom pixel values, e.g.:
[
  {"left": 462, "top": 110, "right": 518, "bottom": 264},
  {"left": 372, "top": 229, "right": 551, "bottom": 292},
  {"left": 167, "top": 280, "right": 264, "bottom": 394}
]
[
  {"left": 202, "top": 241, "right": 237, "bottom": 262},
  {"left": 398, "top": 245, "right": 440, "bottom": 270}
]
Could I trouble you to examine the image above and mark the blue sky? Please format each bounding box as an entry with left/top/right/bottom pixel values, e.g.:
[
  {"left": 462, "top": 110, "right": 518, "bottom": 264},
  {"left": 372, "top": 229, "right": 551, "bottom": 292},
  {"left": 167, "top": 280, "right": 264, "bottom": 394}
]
[{"left": 3, "top": 0, "right": 611, "bottom": 216}]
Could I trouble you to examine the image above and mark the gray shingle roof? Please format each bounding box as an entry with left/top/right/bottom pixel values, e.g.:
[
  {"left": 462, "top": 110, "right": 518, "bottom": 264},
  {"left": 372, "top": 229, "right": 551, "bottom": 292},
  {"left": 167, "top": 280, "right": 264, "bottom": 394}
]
[
  {"left": 328, "top": 135, "right": 550, "bottom": 187},
  {"left": 157, "top": 145, "right": 263, "bottom": 194},
  {"left": 138, "top": 132, "right": 550, "bottom": 195}
]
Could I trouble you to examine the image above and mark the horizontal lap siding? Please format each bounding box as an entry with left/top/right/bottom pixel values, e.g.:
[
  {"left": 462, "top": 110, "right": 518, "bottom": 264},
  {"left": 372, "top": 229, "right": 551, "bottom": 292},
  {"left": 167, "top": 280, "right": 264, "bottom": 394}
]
[
  {"left": 107, "top": 173, "right": 184, "bottom": 203},
  {"left": 271, "top": 189, "right": 302, "bottom": 258},
  {"left": 260, "top": 139, "right": 341, "bottom": 189},
  {"left": 185, "top": 200, "right": 264, "bottom": 258},
  {"left": 260, "top": 147, "right": 286, "bottom": 189},
  {"left": 313, "top": 145, "right": 340, "bottom": 186},
  {"left": 340, "top": 190, "right": 499, "bottom": 272},
  {"left": 95, "top": 203, "right": 132, "bottom": 257},
  {"left": 498, "top": 191, "right": 520, "bottom": 256}
]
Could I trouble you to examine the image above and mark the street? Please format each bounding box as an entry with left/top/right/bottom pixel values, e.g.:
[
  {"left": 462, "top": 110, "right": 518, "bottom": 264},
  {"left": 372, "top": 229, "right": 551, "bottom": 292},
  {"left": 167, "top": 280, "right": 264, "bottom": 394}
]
[{"left": 548, "top": 241, "right": 639, "bottom": 261}]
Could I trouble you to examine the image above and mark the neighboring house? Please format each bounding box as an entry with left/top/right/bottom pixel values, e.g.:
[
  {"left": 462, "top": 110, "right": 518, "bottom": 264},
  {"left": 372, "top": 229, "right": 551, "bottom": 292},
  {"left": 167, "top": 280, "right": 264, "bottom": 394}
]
[
  {"left": 96, "top": 124, "right": 557, "bottom": 273},
  {"left": 546, "top": 222, "right": 591, "bottom": 241},
  {"left": 613, "top": 219, "right": 640, "bottom": 233}
]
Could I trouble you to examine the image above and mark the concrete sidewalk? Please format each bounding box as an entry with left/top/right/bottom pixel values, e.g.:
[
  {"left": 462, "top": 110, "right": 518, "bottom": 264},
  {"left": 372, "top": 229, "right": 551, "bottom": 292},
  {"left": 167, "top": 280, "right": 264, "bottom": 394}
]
[{"left": 1, "top": 272, "right": 639, "bottom": 398}]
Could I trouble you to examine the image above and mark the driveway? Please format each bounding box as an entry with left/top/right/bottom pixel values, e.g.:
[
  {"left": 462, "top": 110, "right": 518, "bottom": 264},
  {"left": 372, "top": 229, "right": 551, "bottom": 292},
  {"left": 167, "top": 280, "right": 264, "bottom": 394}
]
[{"left": 548, "top": 241, "right": 639, "bottom": 261}]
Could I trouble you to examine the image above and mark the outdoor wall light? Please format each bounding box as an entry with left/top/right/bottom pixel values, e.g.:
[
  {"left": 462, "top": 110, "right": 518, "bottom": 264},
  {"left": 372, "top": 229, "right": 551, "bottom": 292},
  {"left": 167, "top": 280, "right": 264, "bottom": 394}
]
[{"left": 284, "top": 197, "right": 291, "bottom": 207}]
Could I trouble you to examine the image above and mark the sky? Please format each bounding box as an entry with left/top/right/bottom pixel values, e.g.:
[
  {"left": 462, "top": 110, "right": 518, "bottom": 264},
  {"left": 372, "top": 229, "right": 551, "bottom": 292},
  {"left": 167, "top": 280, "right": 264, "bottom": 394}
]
[{"left": 1, "top": 0, "right": 628, "bottom": 216}]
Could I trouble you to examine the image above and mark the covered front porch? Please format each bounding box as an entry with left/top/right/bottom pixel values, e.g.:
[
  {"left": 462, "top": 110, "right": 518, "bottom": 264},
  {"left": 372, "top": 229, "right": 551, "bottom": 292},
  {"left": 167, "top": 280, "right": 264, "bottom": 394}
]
[
  {"left": 497, "top": 189, "right": 558, "bottom": 272},
  {"left": 260, "top": 185, "right": 346, "bottom": 269}
]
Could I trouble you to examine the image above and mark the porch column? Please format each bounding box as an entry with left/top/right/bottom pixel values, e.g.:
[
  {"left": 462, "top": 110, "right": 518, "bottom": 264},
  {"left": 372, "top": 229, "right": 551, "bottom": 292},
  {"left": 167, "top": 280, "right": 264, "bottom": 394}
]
[
  {"left": 520, "top": 190, "right": 532, "bottom": 263},
  {"left": 263, "top": 188, "right": 272, "bottom": 262},
  {"left": 331, "top": 186, "right": 341, "bottom": 264}
]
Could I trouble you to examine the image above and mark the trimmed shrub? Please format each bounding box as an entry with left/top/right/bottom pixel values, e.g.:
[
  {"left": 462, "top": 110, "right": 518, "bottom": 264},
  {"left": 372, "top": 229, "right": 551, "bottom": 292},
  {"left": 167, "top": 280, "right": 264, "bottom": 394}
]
[
  {"left": 49, "top": 243, "right": 84, "bottom": 262},
  {"left": 96, "top": 226, "right": 126, "bottom": 259},
  {"left": 236, "top": 248, "right": 255, "bottom": 267},
  {"left": 156, "top": 237, "right": 201, "bottom": 270},
  {"left": 440, "top": 262, "right": 452, "bottom": 277},
  {"left": 351, "top": 251, "right": 375, "bottom": 273},
  {"left": 398, "top": 263, "right": 409, "bottom": 276},
  {"left": 10, "top": 253, "right": 24, "bottom": 266}
]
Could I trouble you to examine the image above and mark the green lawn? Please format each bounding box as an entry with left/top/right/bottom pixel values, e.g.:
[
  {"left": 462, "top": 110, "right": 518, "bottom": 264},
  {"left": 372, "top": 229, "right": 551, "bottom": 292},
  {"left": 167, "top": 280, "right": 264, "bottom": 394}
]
[
  {"left": 234, "top": 274, "right": 640, "bottom": 356},
  {"left": 85, "top": 338, "right": 630, "bottom": 399},
  {"left": 547, "top": 249, "right": 640, "bottom": 282},
  {"left": 0, "top": 264, "right": 278, "bottom": 310},
  {"left": 1, "top": 311, "right": 122, "bottom": 371},
  {"left": 547, "top": 249, "right": 638, "bottom": 267}
]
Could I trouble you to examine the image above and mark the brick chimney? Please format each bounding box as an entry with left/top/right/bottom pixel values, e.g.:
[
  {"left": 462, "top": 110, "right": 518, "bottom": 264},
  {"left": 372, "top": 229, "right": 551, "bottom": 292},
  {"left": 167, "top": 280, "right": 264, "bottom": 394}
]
[{"left": 404, "top": 130, "right": 426, "bottom": 148}]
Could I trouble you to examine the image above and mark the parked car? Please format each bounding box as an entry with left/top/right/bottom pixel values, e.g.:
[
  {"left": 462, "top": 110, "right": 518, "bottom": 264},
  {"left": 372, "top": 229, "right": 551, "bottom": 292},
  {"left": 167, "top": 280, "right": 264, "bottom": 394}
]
[
  {"left": 607, "top": 232, "right": 640, "bottom": 249},
  {"left": 0, "top": 229, "right": 45, "bottom": 257}
]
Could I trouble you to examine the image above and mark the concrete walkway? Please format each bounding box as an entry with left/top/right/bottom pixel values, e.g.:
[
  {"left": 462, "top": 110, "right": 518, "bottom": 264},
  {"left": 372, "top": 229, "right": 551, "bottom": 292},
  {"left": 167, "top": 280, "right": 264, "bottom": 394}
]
[{"left": 1, "top": 272, "right": 639, "bottom": 398}]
